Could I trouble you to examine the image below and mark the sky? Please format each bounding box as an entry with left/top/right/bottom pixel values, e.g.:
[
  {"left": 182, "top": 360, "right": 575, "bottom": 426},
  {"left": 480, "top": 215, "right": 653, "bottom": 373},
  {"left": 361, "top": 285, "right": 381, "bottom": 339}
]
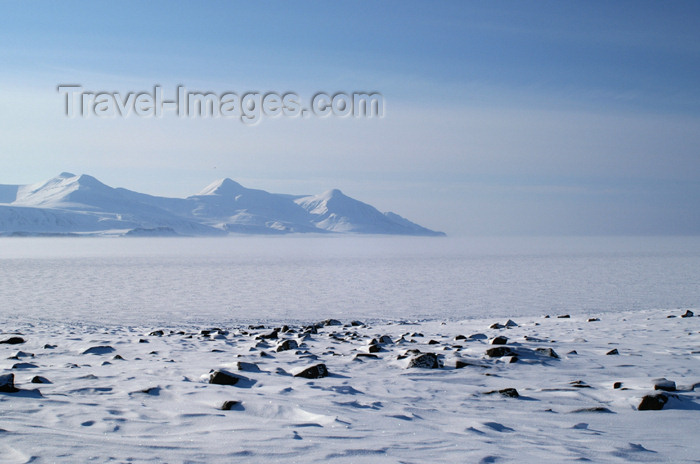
[{"left": 1, "top": 1, "right": 699, "bottom": 235}]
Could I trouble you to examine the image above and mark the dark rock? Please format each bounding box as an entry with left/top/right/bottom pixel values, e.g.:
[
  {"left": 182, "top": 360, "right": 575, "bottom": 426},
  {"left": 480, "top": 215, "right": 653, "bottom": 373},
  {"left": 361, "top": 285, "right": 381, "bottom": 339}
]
[
  {"left": 570, "top": 380, "right": 591, "bottom": 388},
  {"left": 491, "top": 336, "right": 508, "bottom": 345},
  {"left": 12, "top": 362, "right": 37, "bottom": 369},
  {"left": 568, "top": 350, "right": 578, "bottom": 355},
  {"left": 536, "top": 348, "right": 559, "bottom": 359},
  {"left": 509, "top": 356, "right": 519, "bottom": 363},
  {"left": 82, "top": 346, "right": 115, "bottom": 355},
  {"left": 407, "top": 353, "right": 441, "bottom": 369},
  {"left": 113, "top": 355, "right": 125, "bottom": 360},
  {"left": 350, "top": 320, "right": 364, "bottom": 326},
  {"left": 485, "top": 388, "right": 519, "bottom": 398},
  {"left": 454, "top": 335, "right": 467, "bottom": 341},
  {"left": 236, "top": 362, "right": 261, "bottom": 372},
  {"left": 489, "top": 323, "right": 504, "bottom": 329},
  {"left": 208, "top": 370, "right": 242, "bottom": 386},
  {"left": 571, "top": 407, "right": 614, "bottom": 414},
  {"left": 613, "top": 382, "right": 622, "bottom": 389},
  {"left": 354, "top": 353, "right": 379, "bottom": 360},
  {"left": 31, "top": 375, "right": 51, "bottom": 384},
  {"left": 681, "top": 310, "right": 694, "bottom": 318},
  {"left": 43, "top": 344, "right": 56, "bottom": 349},
  {"left": 469, "top": 333, "right": 487, "bottom": 340},
  {"left": 606, "top": 349, "right": 619, "bottom": 355},
  {"left": 544, "top": 315, "right": 550, "bottom": 318},
  {"left": 505, "top": 320, "right": 518, "bottom": 328},
  {"left": 324, "top": 319, "right": 342, "bottom": 326},
  {"left": 0, "top": 337, "right": 25, "bottom": 345},
  {"left": 276, "top": 339, "right": 299, "bottom": 352},
  {"left": 486, "top": 347, "right": 516, "bottom": 358},
  {"left": 149, "top": 330, "right": 164, "bottom": 336},
  {"left": 221, "top": 400, "right": 240, "bottom": 410},
  {"left": 138, "top": 386, "right": 161, "bottom": 395},
  {"left": 0, "top": 373, "right": 19, "bottom": 393},
  {"left": 587, "top": 318, "right": 600, "bottom": 322},
  {"left": 557, "top": 314, "right": 570, "bottom": 319},
  {"left": 8, "top": 351, "right": 34, "bottom": 360},
  {"left": 259, "top": 329, "right": 279, "bottom": 340},
  {"left": 638, "top": 393, "right": 669, "bottom": 411},
  {"left": 378, "top": 335, "right": 393, "bottom": 344},
  {"left": 368, "top": 344, "right": 381, "bottom": 353},
  {"left": 138, "top": 339, "right": 149, "bottom": 343},
  {"left": 427, "top": 339, "right": 440, "bottom": 345},
  {"left": 294, "top": 363, "right": 329, "bottom": 379},
  {"left": 653, "top": 378, "right": 676, "bottom": 392}
]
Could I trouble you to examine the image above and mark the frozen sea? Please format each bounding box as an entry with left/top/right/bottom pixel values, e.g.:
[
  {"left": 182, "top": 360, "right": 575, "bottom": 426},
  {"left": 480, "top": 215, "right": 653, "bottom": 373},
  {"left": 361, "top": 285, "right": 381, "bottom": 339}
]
[{"left": 1, "top": 235, "right": 699, "bottom": 326}]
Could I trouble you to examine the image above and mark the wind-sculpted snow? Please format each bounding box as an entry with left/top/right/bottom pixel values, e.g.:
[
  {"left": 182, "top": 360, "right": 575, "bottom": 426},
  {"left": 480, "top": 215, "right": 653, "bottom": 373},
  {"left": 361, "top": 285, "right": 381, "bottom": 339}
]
[{"left": 0, "top": 173, "right": 444, "bottom": 236}]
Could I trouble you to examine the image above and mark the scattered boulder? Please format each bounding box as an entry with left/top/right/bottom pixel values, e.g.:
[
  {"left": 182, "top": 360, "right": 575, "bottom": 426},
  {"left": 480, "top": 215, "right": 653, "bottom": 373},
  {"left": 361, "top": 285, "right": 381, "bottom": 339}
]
[
  {"left": 8, "top": 351, "right": 34, "bottom": 360},
  {"left": 221, "top": 400, "right": 240, "bottom": 411},
  {"left": 294, "top": 364, "right": 329, "bottom": 379},
  {"left": 454, "top": 335, "right": 467, "bottom": 341},
  {"left": 570, "top": 380, "right": 591, "bottom": 388},
  {"left": 12, "top": 362, "right": 37, "bottom": 369},
  {"left": 350, "top": 320, "right": 365, "bottom": 327},
  {"left": 505, "top": 320, "right": 518, "bottom": 328},
  {"left": 681, "top": 310, "right": 694, "bottom": 318},
  {"left": 468, "top": 333, "right": 487, "bottom": 340},
  {"left": 0, "top": 373, "right": 19, "bottom": 393},
  {"left": 606, "top": 349, "right": 619, "bottom": 356},
  {"left": 208, "top": 370, "right": 242, "bottom": 386},
  {"left": 407, "top": 353, "right": 441, "bottom": 369},
  {"left": 485, "top": 347, "right": 516, "bottom": 358},
  {"left": 378, "top": 335, "right": 393, "bottom": 344},
  {"left": 557, "top": 315, "right": 571, "bottom": 319},
  {"left": 31, "top": 376, "right": 51, "bottom": 384},
  {"left": 571, "top": 407, "right": 614, "bottom": 414},
  {"left": 0, "top": 337, "right": 25, "bottom": 345},
  {"left": 276, "top": 339, "right": 299, "bottom": 352},
  {"left": 638, "top": 393, "right": 669, "bottom": 411},
  {"left": 43, "top": 344, "right": 56, "bottom": 349},
  {"left": 488, "top": 388, "right": 519, "bottom": 398},
  {"left": 427, "top": 339, "right": 440, "bottom": 345},
  {"left": 148, "top": 330, "right": 164, "bottom": 336},
  {"left": 613, "top": 382, "right": 622, "bottom": 389},
  {"left": 368, "top": 344, "right": 381, "bottom": 353},
  {"left": 324, "top": 319, "right": 342, "bottom": 327},
  {"left": 491, "top": 336, "right": 508, "bottom": 345},
  {"left": 587, "top": 318, "right": 600, "bottom": 322},
  {"left": 535, "top": 348, "right": 559, "bottom": 359},
  {"left": 653, "top": 378, "right": 676, "bottom": 392},
  {"left": 489, "top": 323, "right": 504, "bottom": 329},
  {"left": 82, "top": 346, "right": 115, "bottom": 355},
  {"left": 259, "top": 329, "right": 279, "bottom": 340},
  {"left": 354, "top": 353, "right": 379, "bottom": 360},
  {"left": 236, "top": 362, "right": 261, "bottom": 372}
]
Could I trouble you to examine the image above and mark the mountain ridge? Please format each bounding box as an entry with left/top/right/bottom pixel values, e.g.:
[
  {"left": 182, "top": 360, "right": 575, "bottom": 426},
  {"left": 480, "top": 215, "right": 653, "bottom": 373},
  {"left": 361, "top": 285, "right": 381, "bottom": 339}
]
[{"left": 0, "top": 173, "right": 445, "bottom": 237}]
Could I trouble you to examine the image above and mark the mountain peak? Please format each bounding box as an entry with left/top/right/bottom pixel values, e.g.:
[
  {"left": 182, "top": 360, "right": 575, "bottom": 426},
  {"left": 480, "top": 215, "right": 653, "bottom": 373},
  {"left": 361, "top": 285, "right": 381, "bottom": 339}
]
[
  {"left": 58, "top": 172, "right": 76, "bottom": 179},
  {"left": 198, "top": 178, "right": 245, "bottom": 196}
]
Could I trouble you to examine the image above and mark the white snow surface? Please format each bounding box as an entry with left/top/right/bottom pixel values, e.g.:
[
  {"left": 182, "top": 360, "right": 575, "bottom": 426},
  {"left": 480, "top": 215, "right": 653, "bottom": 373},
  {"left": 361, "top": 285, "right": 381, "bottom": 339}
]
[
  {"left": 1, "top": 309, "right": 698, "bottom": 463},
  {"left": 0, "top": 236, "right": 698, "bottom": 462}
]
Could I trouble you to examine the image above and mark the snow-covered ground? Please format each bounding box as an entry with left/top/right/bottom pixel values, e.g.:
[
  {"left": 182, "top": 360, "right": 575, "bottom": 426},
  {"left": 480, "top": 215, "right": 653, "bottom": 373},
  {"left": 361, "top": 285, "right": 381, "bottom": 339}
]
[
  {"left": 0, "top": 236, "right": 699, "bottom": 462},
  {"left": 1, "top": 309, "right": 698, "bottom": 463}
]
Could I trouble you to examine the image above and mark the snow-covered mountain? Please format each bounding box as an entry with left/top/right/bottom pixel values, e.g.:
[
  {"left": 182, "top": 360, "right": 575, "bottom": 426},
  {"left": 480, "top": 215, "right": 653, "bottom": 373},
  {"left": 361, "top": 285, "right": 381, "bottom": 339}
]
[{"left": 0, "top": 173, "right": 445, "bottom": 237}]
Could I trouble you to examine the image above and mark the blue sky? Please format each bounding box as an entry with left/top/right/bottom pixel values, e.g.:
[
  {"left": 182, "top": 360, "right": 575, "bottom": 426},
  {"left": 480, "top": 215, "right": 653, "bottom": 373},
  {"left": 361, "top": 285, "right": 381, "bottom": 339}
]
[{"left": 1, "top": 1, "right": 699, "bottom": 235}]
